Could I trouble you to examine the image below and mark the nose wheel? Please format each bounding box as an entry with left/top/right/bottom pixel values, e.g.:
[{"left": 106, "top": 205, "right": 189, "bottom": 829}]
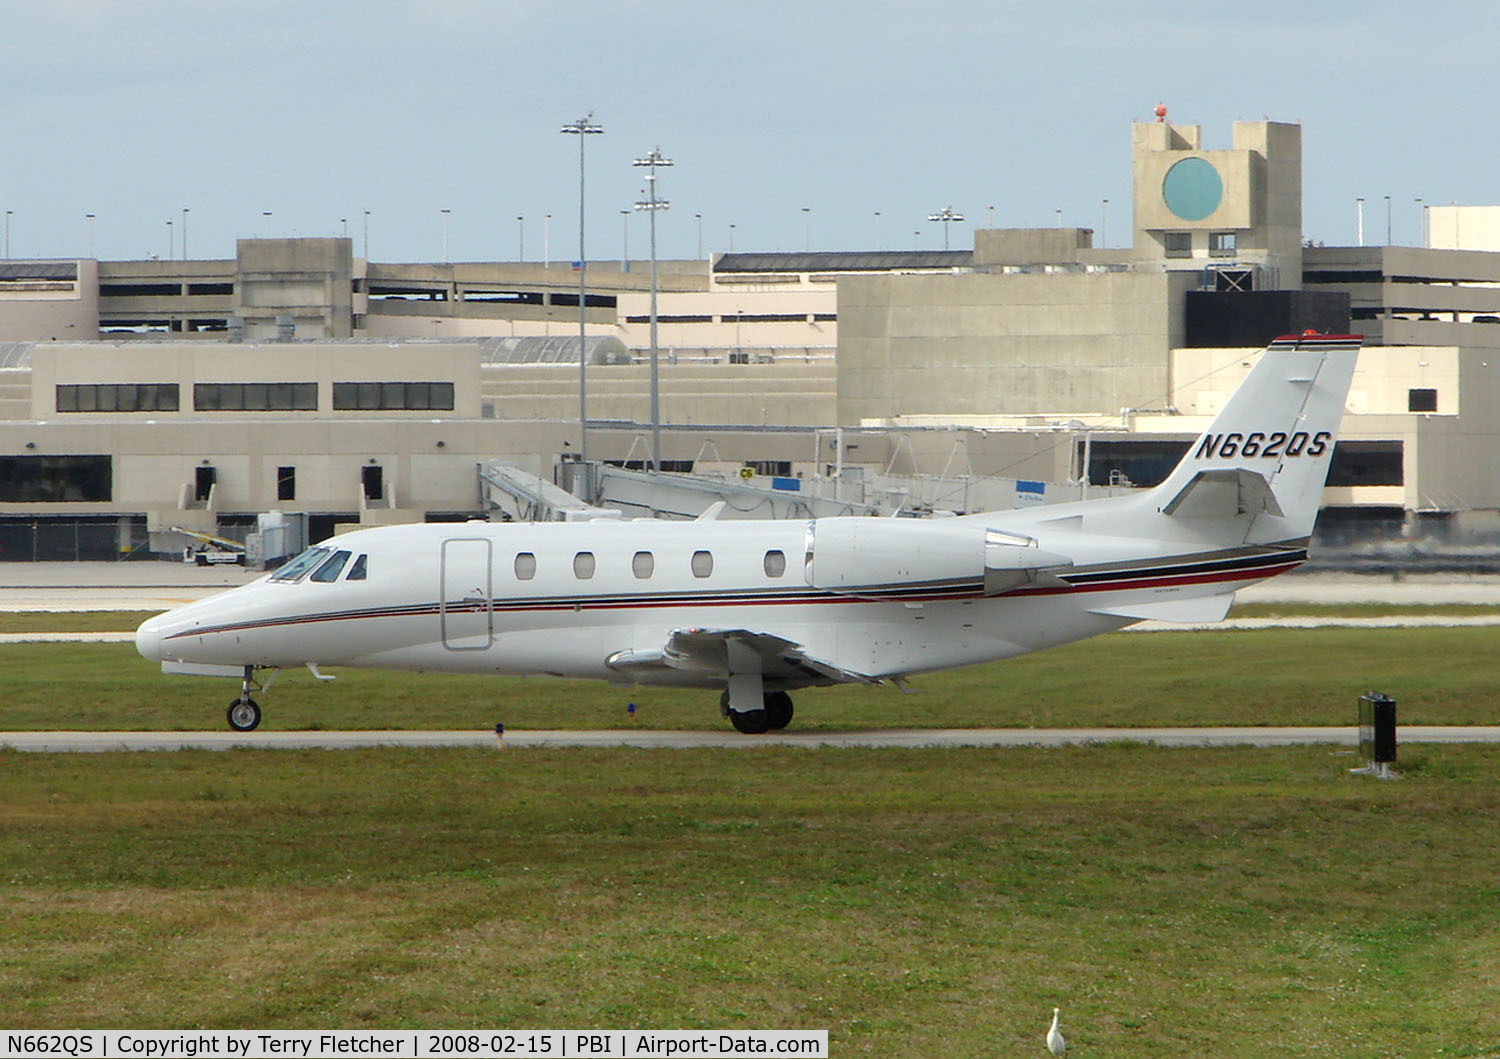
[
  {"left": 227, "top": 697, "right": 262, "bottom": 732},
  {"left": 226, "top": 665, "right": 264, "bottom": 731}
]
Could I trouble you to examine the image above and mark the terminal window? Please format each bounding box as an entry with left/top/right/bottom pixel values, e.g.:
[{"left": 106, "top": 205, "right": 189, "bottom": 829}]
[
  {"left": 277, "top": 466, "right": 296, "bottom": 501},
  {"left": 57, "top": 383, "right": 179, "bottom": 413},
  {"left": 195, "top": 383, "right": 317, "bottom": 411},
  {"left": 0, "top": 455, "right": 112, "bottom": 502},
  {"left": 333, "top": 382, "right": 456, "bottom": 411},
  {"left": 1164, "top": 232, "right": 1193, "bottom": 258}
]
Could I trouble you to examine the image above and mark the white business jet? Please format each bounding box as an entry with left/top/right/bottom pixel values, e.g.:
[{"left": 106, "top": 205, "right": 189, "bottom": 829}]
[{"left": 136, "top": 333, "right": 1360, "bottom": 734}]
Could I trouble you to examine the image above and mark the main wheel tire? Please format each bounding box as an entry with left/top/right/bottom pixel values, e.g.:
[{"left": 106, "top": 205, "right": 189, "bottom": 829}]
[
  {"left": 763, "top": 691, "right": 794, "bottom": 730},
  {"left": 227, "top": 698, "right": 262, "bottom": 732},
  {"left": 729, "top": 708, "right": 770, "bottom": 734}
]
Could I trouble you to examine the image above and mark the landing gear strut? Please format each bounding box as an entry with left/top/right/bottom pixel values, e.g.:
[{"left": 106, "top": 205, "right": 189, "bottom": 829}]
[
  {"left": 226, "top": 665, "right": 262, "bottom": 732},
  {"left": 722, "top": 690, "right": 795, "bottom": 734}
]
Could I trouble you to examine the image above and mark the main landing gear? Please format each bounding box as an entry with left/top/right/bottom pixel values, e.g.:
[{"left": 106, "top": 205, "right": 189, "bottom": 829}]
[
  {"left": 226, "top": 665, "right": 264, "bottom": 732},
  {"left": 722, "top": 690, "right": 795, "bottom": 734}
]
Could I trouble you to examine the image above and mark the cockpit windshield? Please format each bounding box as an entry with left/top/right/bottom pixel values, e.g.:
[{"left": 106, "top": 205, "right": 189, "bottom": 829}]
[
  {"left": 309, "top": 550, "right": 352, "bottom": 583},
  {"left": 270, "top": 546, "right": 331, "bottom": 583}
]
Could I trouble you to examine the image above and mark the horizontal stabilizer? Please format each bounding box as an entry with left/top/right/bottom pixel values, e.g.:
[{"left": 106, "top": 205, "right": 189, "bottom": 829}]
[
  {"left": 1161, "top": 468, "right": 1284, "bottom": 520},
  {"left": 1087, "top": 594, "right": 1235, "bottom": 624}
]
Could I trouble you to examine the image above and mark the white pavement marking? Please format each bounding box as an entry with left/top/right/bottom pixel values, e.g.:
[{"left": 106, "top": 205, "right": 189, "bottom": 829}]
[
  {"left": 1128, "top": 615, "right": 1500, "bottom": 632},
  {"left": 0, "top": 632, "right": 137, "bottom": 643},
  {"left": 5, "top": 726, "right": 1500, "bottom": 753}
]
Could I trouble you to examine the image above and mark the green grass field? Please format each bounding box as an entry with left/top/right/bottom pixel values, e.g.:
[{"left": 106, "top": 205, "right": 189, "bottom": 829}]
[
  {"left": 3, "top": 744, "right": 1499, "bottom": 1055},
  {"left": 4, "top": 615, "right": 1498, "bottom": 1053},
  {"left": 0, "top": 623, "right": 1497, "bottom": 731}
]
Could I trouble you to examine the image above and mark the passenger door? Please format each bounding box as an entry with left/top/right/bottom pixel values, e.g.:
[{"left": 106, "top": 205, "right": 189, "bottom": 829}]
[{"left": 440, "top": 538, "right": 493, "bottom": 650}]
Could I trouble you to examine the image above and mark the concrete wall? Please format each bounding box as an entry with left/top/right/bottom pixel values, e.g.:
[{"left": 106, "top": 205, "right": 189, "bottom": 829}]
[
  {"left": 836, "top": 270, "right": 1191, "bottom": 425},
  {"left": 1427, "top": 206, "right": 1500, "bottom": 251},
  {"left": 483, "top": 360, "right": 836, "bottom": 426},
  {"left": 0, "top": 260, "right": 98, "bottom": 341}
]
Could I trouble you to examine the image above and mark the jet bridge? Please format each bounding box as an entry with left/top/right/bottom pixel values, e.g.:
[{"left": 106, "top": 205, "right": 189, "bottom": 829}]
[
  {"left": 477, "top": 461, "right": 620, "bottom": 522},
  {"left": 591, "top": 464, "right": 887, "bottom": 520}
]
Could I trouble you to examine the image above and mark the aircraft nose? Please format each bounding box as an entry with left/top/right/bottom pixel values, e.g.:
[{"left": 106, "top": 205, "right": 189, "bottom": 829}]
[{"left": 135, "top": 613, "right": 165, "bottom": 663}]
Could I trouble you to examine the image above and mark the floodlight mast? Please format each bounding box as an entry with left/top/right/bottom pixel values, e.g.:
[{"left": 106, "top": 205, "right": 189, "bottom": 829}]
[
  {"left": 561, "top": 113, "right": 604, "bottom": 470},
  {"left": 926, "top": 206, "right": 964, "bottom": 250},
  {"left": 634, "top": 146, "right": 673, "bottom": 471}
]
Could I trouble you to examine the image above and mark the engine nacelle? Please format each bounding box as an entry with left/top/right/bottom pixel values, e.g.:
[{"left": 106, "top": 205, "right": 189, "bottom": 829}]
[{"left": 805, "top": 519, "right": 1071, "bottom": 597}]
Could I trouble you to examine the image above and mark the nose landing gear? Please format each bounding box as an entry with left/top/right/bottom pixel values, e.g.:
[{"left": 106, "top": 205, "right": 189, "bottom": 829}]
[{"left": 226, "top": 665, "right": 268, "bottom": 732}]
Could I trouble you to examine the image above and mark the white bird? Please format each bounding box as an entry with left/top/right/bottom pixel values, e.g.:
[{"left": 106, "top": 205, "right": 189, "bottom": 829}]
[{"left": 1046, "top": 1006, "right": 1067, "bottom": 1056}]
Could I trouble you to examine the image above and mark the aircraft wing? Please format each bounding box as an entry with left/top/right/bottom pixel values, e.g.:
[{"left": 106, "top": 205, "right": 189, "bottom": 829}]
[{"left": 607, "top": 627, "right": 881, "bottom": 686}]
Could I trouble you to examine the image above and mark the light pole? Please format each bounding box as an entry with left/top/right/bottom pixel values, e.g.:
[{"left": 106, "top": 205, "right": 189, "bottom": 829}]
[
  {"left": 634, "top": 145, "right": 673, "bottom": 471},
  {"left": 695, "top": 213, "right": 703, "bottom": 259},
  {"left": 85, "top": 213, "right": 95, "bottom": 259},
  {"left": 802, "top": 207, "right": 811, "bottom": 251},
  {"left": 1415, "top": 198, "right": 1425, "bottom": 247},
  {"left": 1101, "top": 199, "right": 1109, "bottom": 249},
  {"left": 561, "top": 112, "right": 603, "bottom": 468},
  {"left": 728, "top": 223, "right": 735, "bottom": 252},
  {"left": 3, "top": 210, "right": 10, "bottom": 259},
  {"left": 1356, "top": 197, "right": 1365, "bottom": 247},
  {"left": 543, "top": 214, "right": 551, "bottom": 267},
  {"left": 620, "top": 209, "right": 630, "bottom": 272},
  {"left": 262, "top": 211, "right": 272, "bottom": 238},
  {"left": 516, "top": 216, "right": 524, "bottom": 260},
  {"left": 926, "top": 206, "right": 964, "bottom": 250},
  {"left": 874, "top": 211, "right": 882, "bottom": 250},
  {"left": 166, "top": 219, "right": 173, "bottom": 261},
  {"left": 441, "top": 208, "right": 451, "bottom": 263},
  {"left": 182, "top": 207, "right": 189, "bottom": 260},
  {"left": 363, "top": 210, "right": 371, "bottom": 259},
  {"left": 1385, "top": 195, "right": 1392, "bottom": 246}
]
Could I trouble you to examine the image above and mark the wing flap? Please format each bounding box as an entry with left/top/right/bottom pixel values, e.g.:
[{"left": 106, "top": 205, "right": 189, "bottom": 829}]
[{"left": 606, "top": 627, "right": 879, "bottom": 686}]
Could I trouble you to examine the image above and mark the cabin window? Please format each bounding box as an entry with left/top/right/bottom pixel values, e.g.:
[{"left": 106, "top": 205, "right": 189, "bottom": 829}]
[
  {"left": 514, "top": 552, "right": 537, "bottom": 580},
  {"left": 691, "top": 550, "right": 714, "bottom": 578},
  {"left": 310, "top": 550, "right": 351, "bottom": 583},
  {"left": 632, "top": 550, "right": 655, "bottom": 578},
  {"left": 573, "top": 551, "right": 596, "bottom": 579},
  {"left": 346, "top": 554, "right": 368, "bottom": 581},
  {"left": 270, "top": 546, "right": 331, "bottom": 582},
  {"left": 764, "top": 549, "right": 786, "bottom": 578}
]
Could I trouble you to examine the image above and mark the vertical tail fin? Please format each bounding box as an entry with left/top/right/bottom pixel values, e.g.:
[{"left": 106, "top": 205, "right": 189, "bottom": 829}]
[{"left": 1147, "top": 333, "right": 1361, "bottom": 543}]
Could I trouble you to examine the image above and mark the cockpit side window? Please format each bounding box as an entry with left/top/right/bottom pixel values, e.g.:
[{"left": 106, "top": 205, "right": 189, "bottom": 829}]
[
  {"left": 270, "top": 547, "right": 331, "bottom": 583},
  {"left": 346, "top": 554, "right": 368, "bottom": 581},
  {"left": 310, "top": 550, "right": 352, "bottom": 583}
]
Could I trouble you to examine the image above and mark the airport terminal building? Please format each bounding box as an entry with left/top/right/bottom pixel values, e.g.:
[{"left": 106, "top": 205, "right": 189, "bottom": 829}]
[{"left": 3, "top": 115, "right": 1500, "bottom": 559}]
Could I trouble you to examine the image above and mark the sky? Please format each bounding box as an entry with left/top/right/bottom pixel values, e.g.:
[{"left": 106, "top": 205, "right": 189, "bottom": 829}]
[{"left": 1, "top": 0, "right": 1496, "bottom": 263}]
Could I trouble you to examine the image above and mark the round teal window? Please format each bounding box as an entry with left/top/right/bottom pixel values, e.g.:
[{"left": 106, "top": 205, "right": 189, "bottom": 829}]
[{"left": 1162, "top": 158, "right": 1222, "bottom": 222}]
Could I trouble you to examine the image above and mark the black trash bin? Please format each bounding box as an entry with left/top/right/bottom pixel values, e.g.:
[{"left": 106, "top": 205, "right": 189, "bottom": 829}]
[{"left": 1358, "top": 691, "right": 1397, "bottom": 768}]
